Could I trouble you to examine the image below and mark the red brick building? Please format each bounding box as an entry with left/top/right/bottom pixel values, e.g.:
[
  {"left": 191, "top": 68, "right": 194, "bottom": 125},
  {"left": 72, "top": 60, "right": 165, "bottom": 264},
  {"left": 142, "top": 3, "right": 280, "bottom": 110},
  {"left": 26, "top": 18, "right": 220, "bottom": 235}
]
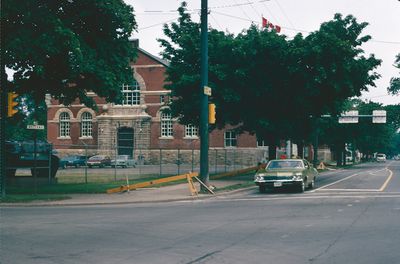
[{"left": 47, "top": 43, "right": 269, "bottom": 162}]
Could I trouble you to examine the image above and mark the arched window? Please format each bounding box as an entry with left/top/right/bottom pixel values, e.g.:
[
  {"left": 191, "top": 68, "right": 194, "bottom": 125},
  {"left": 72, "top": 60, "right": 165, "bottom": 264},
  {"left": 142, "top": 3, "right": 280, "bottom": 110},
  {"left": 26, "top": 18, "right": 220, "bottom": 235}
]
[
  {"left": 161, "top": 112, "right": 173, "bottom": 137},
  {"left": 80, "top": 112, "right": 93, "bottom": 137},
  {"left": 122, "top": 79, "right": 141, "bottom": 106},
  {"left": 59, "top": 112, "right": 70, "bottom": 137}
]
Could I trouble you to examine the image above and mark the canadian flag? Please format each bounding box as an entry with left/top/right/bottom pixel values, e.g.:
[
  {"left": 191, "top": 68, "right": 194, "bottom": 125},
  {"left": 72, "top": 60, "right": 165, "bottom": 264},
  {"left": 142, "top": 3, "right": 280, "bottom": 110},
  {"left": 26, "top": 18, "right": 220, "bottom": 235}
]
[
  {"left": 262, "top": 17, "right": 268, "bottom": 28},
  {"left": 262, "top": 16, "right": 281, "bottom": 33}
]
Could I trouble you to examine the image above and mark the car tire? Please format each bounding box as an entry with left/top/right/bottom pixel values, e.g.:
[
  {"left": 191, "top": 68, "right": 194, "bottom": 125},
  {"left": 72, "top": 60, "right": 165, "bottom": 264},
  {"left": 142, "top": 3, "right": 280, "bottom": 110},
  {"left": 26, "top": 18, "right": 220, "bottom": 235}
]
[
  {"left": 308, "top": 178, "right": 315, "bottom": 189},
  {"left": 88, "top": 165, "right": 92, "bottom": 168},
  {"left": 298, "top": 180, "right": 305, "bottom": 193},
  {"left": 259, "top": 185, "right": 266, "bottom": 193}
]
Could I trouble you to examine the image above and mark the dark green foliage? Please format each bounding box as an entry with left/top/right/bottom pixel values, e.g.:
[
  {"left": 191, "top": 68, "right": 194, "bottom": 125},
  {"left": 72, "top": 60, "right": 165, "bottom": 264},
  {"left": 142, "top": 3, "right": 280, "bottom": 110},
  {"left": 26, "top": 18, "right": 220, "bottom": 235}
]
[
  {"left": 159, "top": 4, "right": 381, "bottom": 148},
  {"left": 388, "top": 54, "right": 400, "bottom": 96},
  {"left": 2, "top": 0, "right": 137, "bottom": 107}
]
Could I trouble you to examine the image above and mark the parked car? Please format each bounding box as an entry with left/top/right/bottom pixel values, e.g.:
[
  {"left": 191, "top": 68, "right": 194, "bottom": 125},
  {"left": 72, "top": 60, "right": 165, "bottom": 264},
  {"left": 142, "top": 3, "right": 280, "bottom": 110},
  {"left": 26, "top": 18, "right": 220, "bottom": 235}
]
[
  {"left": 87, "top": 155, "right": 111, "bottom": 168},
  {"left": 110, "top": 155, "right": 137, "bottom": 168},
  {"left": 254, "top": 159, "right": 318, "bottom": 193},
  {"left": 376, "top": 153, "right": 386, "bottom": 162},
  {"left": 59, "top": 155, "right": 88, "bottom": 169}
]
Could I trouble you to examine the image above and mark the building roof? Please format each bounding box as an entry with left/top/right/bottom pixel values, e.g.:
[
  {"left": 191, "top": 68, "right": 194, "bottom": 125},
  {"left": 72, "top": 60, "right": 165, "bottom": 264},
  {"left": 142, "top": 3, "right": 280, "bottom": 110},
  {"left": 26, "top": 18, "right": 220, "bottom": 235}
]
[{"left": 137, "top": 47, "right": 170, "bottom": 67}]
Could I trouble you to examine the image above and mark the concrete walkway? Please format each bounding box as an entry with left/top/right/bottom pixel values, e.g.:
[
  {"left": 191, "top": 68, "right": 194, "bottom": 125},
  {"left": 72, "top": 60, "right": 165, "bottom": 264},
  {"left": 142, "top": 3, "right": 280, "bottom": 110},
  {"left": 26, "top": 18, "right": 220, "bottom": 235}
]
[{"left": 0, "top": 179, "right": 253, "bottom": 207}]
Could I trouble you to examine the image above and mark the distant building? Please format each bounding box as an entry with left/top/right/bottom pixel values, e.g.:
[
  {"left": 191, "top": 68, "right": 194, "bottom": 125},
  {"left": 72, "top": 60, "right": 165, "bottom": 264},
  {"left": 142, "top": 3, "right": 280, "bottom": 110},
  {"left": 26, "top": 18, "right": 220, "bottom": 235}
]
[{"left": 46, "top": 41, "right": 268, "bottom": 164}]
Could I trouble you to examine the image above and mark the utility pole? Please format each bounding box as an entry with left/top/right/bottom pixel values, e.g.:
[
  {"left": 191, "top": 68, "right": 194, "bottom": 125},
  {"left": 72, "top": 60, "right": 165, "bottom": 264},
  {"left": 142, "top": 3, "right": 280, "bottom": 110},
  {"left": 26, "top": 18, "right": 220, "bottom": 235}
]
[
  {"left": 199, "top": 0, "right": 209, "bottom": 188},
  {"left": 1, "top": 3, "right": 7, "bottom": 197}
]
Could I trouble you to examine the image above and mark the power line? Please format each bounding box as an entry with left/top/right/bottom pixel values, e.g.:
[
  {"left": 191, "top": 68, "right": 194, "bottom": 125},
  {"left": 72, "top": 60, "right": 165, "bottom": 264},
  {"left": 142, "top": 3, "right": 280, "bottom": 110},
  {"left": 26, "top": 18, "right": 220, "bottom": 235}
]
[
  {"left": 274, "top": 0, "right": 295, "bottom": 29},
  {"left": 137, "top": 1, "right": 269, "bottom": 14},
  {"left": 138, "top": 18, "right": 179, "bottom": 31}
]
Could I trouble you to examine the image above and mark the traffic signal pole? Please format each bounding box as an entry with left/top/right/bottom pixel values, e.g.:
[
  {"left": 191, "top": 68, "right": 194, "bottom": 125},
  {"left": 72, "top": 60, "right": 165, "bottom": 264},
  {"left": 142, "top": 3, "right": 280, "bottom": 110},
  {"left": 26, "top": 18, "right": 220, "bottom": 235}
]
[{"left": 199, "top": 0, "right": 209, "bottom": 188}]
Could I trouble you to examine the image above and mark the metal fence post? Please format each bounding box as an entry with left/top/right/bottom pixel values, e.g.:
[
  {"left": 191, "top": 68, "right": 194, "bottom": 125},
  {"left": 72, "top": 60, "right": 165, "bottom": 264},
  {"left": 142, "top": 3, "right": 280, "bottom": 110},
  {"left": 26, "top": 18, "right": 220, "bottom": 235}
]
[
  {"left": 48, "top": 144, "right": 52, "bottom": 184},
  {"left": 159, "top": 148, "right": 162, "bottom": 177},
  {"left": 85, "top": 145, "right": 88, "bottom": 185},
  {"left": 114, "top": 144, "right": 117, "bottom": 181},
  {"left": 191, "top": 148, "right": 194, "bottom": 172},
  {"left": 215, "top": 149, "right": 217, "bottom": 174},
  {"left": 177, "top": 149, "right": 180, "bottom": 175},
  {"left": 225, "top": 149, "right": 227, "bottom": 173}
]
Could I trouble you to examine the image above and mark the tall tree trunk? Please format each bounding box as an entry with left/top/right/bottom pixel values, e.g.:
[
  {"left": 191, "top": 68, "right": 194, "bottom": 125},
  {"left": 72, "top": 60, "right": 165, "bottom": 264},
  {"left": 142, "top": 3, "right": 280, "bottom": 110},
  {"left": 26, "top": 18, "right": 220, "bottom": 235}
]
[
  {"left": 297, "top": 141, "right": 304, "bottom": 159},
  {"left": 268, "top": 139, "right": 277, "bottom": 161}
]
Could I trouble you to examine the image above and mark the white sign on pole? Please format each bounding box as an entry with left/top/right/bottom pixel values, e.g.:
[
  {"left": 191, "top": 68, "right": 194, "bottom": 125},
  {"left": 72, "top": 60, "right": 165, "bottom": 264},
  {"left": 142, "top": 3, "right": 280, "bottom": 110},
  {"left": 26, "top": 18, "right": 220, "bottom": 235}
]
[
  {"left": 204, "top": 86, "right": 212, "bottom": 96},
  {"left": 27, "top": 124, "right": 45, "bottom": 130},
  {"left": 339, "top": 111, "right": 359, "bottom": 123},
  {"left": 372, "top": 110, "right": 386, "bottom": 123}
]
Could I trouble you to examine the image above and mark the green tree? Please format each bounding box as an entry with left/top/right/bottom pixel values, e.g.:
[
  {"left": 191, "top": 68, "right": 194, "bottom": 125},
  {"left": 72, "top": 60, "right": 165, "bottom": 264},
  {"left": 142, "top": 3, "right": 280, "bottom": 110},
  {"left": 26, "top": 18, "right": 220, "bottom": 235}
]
[
  {"left": 159, "top": 4, "right": 381, "bottom": 159},
  {"left": 2, "top": 0, "right": 137, "bottom": 107},
  {"left": 388, "top": 54, "right": 400, "bottom": 95}
]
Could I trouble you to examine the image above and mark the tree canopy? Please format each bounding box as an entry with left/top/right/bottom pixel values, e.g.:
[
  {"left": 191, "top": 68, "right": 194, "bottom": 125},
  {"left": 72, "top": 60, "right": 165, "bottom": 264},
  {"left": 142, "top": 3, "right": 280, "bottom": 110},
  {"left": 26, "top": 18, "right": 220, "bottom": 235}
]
[
  {"left": 388, "top": 54, "right": 400, "bottom": 96},
  {"left": 158, "top": 3, "right": 381, "bottom": 148},
  {"left": 2, "top": 0, "right": 137, "bottom": 107}
]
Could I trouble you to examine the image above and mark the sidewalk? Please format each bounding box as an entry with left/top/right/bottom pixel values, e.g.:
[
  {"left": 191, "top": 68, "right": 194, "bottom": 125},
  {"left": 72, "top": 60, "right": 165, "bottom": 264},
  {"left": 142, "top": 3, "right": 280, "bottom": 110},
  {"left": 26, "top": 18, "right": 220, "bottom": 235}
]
[{"left": 0, "top": 179, "right": 254, "bottom": 207}]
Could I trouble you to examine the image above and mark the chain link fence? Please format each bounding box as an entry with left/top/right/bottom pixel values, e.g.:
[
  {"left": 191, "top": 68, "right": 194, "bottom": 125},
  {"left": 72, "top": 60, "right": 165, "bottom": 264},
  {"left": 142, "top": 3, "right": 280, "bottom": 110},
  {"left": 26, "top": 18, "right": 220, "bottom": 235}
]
[{"left": 8, "top": 143, "right": 267, "bottom": 187}]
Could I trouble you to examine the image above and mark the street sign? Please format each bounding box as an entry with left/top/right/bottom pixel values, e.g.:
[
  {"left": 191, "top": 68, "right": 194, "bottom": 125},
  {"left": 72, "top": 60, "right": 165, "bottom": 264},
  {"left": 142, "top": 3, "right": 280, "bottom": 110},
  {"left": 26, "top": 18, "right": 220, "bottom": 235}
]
[
  {"left": 204, "top": 86, "right": 212, "bottom": 96},
  {"left": 27, "top": 124, "right": 45, "bottom": 130},
  {"left": 372, "top": 110, "right": 386, "bottom": 123},
  {"left": 339, "top": 111, "right": 359, "bottom": 123}
]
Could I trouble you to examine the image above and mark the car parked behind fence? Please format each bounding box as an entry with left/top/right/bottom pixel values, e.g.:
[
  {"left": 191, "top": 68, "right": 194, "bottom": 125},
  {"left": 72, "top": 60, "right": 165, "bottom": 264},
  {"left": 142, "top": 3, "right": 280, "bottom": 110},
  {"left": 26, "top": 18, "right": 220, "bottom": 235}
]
[
  {"left": 59, "top": 155, "right": 88, "bottom": 169},
  {"left": 110, "top": 155, "right": 137, "bottom": 168},
  {"left": 87, "top": 155, "right": 111, "bottom": 168}
]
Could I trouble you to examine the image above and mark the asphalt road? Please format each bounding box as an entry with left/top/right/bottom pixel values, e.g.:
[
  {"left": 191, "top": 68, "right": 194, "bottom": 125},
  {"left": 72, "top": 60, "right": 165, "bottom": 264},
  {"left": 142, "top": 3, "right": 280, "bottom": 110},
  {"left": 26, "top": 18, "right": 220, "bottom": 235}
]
[{"left": 2, "top": 161, "right": 400, "bottom": 264}]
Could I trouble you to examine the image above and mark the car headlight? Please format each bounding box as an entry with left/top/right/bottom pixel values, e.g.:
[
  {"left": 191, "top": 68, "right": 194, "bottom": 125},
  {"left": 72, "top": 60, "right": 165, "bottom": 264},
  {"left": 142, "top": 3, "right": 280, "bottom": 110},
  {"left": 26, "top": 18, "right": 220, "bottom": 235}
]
[
  {"left": 254, "top": 175, "right": 263, "bottom": 181},
  {"left": 293, "top": 173, "right": 303, "bottom": 180}
]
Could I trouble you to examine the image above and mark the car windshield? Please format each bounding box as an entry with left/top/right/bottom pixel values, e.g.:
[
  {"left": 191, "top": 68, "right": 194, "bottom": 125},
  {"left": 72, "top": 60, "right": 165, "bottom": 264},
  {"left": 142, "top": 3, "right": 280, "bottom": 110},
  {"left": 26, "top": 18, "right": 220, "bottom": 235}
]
[
  {"left": 90, "top": 156, "right": 103, "bottom": 160},
  {"left": 377, "top": 154, "right": 385, "bottom": 158},
  {"left": 267, "top": 160, "right": 304, "bottom": 169},
  {"left": 117, "top": 155, "right": 128, "bottom": 160}
]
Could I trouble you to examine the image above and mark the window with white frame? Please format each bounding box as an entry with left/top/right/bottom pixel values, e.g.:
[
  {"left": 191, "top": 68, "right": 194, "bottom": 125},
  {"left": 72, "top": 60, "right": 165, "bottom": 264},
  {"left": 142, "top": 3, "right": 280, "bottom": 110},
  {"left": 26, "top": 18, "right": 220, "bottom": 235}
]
[
  {"left": 185, "top": 125, "right": 198, "bottom": 138},
  {"left": 160, "top": 95, "right": 165, "bottom": 104},
  {"left": 59, "top": 112, "right": 70, "bottom": 137},
  {"left": 122, "top": 80, "right": 140, "bottom": 106},
  {"left": 257, "top": 137, "right": 268, "bottom": 148},
  {"left": 224, "top": 131, "right": 237, "bottom": 147},
  {"left": 80, "top": 112, "right": 93, "bottom": 137},
  {"left": 161, "top": 112, "right": 173, "bottom": 137}
]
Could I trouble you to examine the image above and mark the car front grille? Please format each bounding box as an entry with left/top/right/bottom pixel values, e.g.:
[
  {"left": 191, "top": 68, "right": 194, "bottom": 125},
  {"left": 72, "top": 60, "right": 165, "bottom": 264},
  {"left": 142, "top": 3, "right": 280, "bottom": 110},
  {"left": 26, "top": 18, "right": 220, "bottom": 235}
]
[{"left": 262, "top": 176, "right": 293, "bottom": 181}]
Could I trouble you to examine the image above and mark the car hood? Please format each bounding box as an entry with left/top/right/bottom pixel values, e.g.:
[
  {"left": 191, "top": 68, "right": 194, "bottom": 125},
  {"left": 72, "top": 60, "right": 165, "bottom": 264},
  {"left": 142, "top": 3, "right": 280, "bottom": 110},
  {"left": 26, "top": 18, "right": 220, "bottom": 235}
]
[{"left": 256, "top": 169, "right": 305, "bottom": 176}]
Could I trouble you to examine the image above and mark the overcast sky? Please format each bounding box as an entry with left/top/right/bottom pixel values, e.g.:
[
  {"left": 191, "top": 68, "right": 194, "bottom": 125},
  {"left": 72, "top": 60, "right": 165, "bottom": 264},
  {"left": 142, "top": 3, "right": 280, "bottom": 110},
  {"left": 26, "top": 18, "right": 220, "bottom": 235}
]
[{"left": 127, "top": 0, "right": 400, "bottom": 106}]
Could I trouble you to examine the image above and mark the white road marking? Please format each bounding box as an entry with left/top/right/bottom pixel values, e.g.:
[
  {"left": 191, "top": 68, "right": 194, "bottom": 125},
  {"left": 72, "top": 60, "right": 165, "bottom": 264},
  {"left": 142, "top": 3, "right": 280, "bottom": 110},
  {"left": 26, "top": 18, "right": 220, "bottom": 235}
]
[
  {"left": 315, "top": 172, "right": 360, "bottom": 191},
  {"left": 379, "top": 168, "right": 393, "bottom": 191}
]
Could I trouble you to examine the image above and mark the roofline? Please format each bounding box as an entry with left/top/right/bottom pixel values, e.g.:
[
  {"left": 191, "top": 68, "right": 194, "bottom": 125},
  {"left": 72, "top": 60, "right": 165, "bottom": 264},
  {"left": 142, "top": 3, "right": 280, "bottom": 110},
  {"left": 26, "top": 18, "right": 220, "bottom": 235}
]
[{"left": 137, "top": 47, "right": 170, "bottom": 67}]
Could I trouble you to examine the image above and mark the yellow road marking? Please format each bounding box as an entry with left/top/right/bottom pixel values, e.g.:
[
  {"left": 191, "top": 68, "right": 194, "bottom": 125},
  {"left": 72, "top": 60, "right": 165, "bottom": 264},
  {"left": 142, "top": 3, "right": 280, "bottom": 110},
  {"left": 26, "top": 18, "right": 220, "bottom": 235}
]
[{"left": 379, "top": 168, "right": 393, "bottom": 192}]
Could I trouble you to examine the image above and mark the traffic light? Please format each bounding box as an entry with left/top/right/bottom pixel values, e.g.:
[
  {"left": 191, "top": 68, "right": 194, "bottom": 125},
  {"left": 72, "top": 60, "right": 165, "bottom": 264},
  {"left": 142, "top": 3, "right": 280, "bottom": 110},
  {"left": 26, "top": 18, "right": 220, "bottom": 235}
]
[
  {"left": 7, "top": 92, "right": 19, "bottom": 117},
  {"left": 208, "top": 103, "right": 216, "bottom": 124}
]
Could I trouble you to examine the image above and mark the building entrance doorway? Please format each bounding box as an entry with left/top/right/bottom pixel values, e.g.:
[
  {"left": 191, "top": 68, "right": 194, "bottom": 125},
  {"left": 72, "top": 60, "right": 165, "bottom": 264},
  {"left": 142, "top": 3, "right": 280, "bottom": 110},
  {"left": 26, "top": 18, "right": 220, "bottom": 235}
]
[{"left": 117, "top": 127, "right": 134, "bottom": 157}]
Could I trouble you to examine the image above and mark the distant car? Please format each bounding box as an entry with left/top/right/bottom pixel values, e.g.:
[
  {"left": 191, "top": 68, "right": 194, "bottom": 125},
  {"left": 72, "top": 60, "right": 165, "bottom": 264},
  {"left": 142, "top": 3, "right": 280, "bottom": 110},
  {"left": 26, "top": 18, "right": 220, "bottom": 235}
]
[
  {"left": 110, "top": 155, "right": 137, "bottom": 168},
  {"left": 254, "top": 159, "right": 318, "bottom": 193},
  {"left": 59, "top": 155, "right": 87, "bottom": 169},
  {"left": 87, "top": 155, "right": 111, "bottom": 168},
  {"left": 376, "top": 153, "right": 386, "bottom": 162}
]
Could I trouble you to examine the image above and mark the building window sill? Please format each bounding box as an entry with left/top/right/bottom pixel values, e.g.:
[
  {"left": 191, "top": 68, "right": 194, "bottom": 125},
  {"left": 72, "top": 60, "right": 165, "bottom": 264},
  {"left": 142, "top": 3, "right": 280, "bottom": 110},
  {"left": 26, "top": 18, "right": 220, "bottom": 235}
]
[
  {"left": 57, "top": 136, "right": 71, "bottom": 140},
  {"left": 183, "top": 136, "right": 199, "bottom": 140},
  {"left": 159, "top": 136, "right": 174, "bottom": 140},
  {"left": 79, "top": 136, "right": 93, "bottom": 140}
]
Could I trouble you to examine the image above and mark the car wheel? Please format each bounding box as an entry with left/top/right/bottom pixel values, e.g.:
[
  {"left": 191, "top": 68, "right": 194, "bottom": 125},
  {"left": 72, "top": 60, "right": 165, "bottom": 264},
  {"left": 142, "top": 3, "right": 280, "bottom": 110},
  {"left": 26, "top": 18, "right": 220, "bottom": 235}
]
[
  {"left": 298, "top": 180, "right": 305, "bottom": 193},
  {"left": 88, "top": 165, "right": 92, "bottom": 168},
  {"left": 308, "top": 178, "right": 315, "bottom": 189},
  {"left": 259, "top": 185, "right": 266, "bottom": 193}
]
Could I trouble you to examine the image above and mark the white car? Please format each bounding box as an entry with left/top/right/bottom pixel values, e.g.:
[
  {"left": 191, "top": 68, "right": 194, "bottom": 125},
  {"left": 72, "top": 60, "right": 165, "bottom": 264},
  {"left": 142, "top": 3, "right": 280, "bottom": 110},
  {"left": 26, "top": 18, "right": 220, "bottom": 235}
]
[
  {"left": 376, "top": 153, "right": 386, "bottom": 162},
  {"left": 110, "top": 155, "right": 137, "bottom": 168}
]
